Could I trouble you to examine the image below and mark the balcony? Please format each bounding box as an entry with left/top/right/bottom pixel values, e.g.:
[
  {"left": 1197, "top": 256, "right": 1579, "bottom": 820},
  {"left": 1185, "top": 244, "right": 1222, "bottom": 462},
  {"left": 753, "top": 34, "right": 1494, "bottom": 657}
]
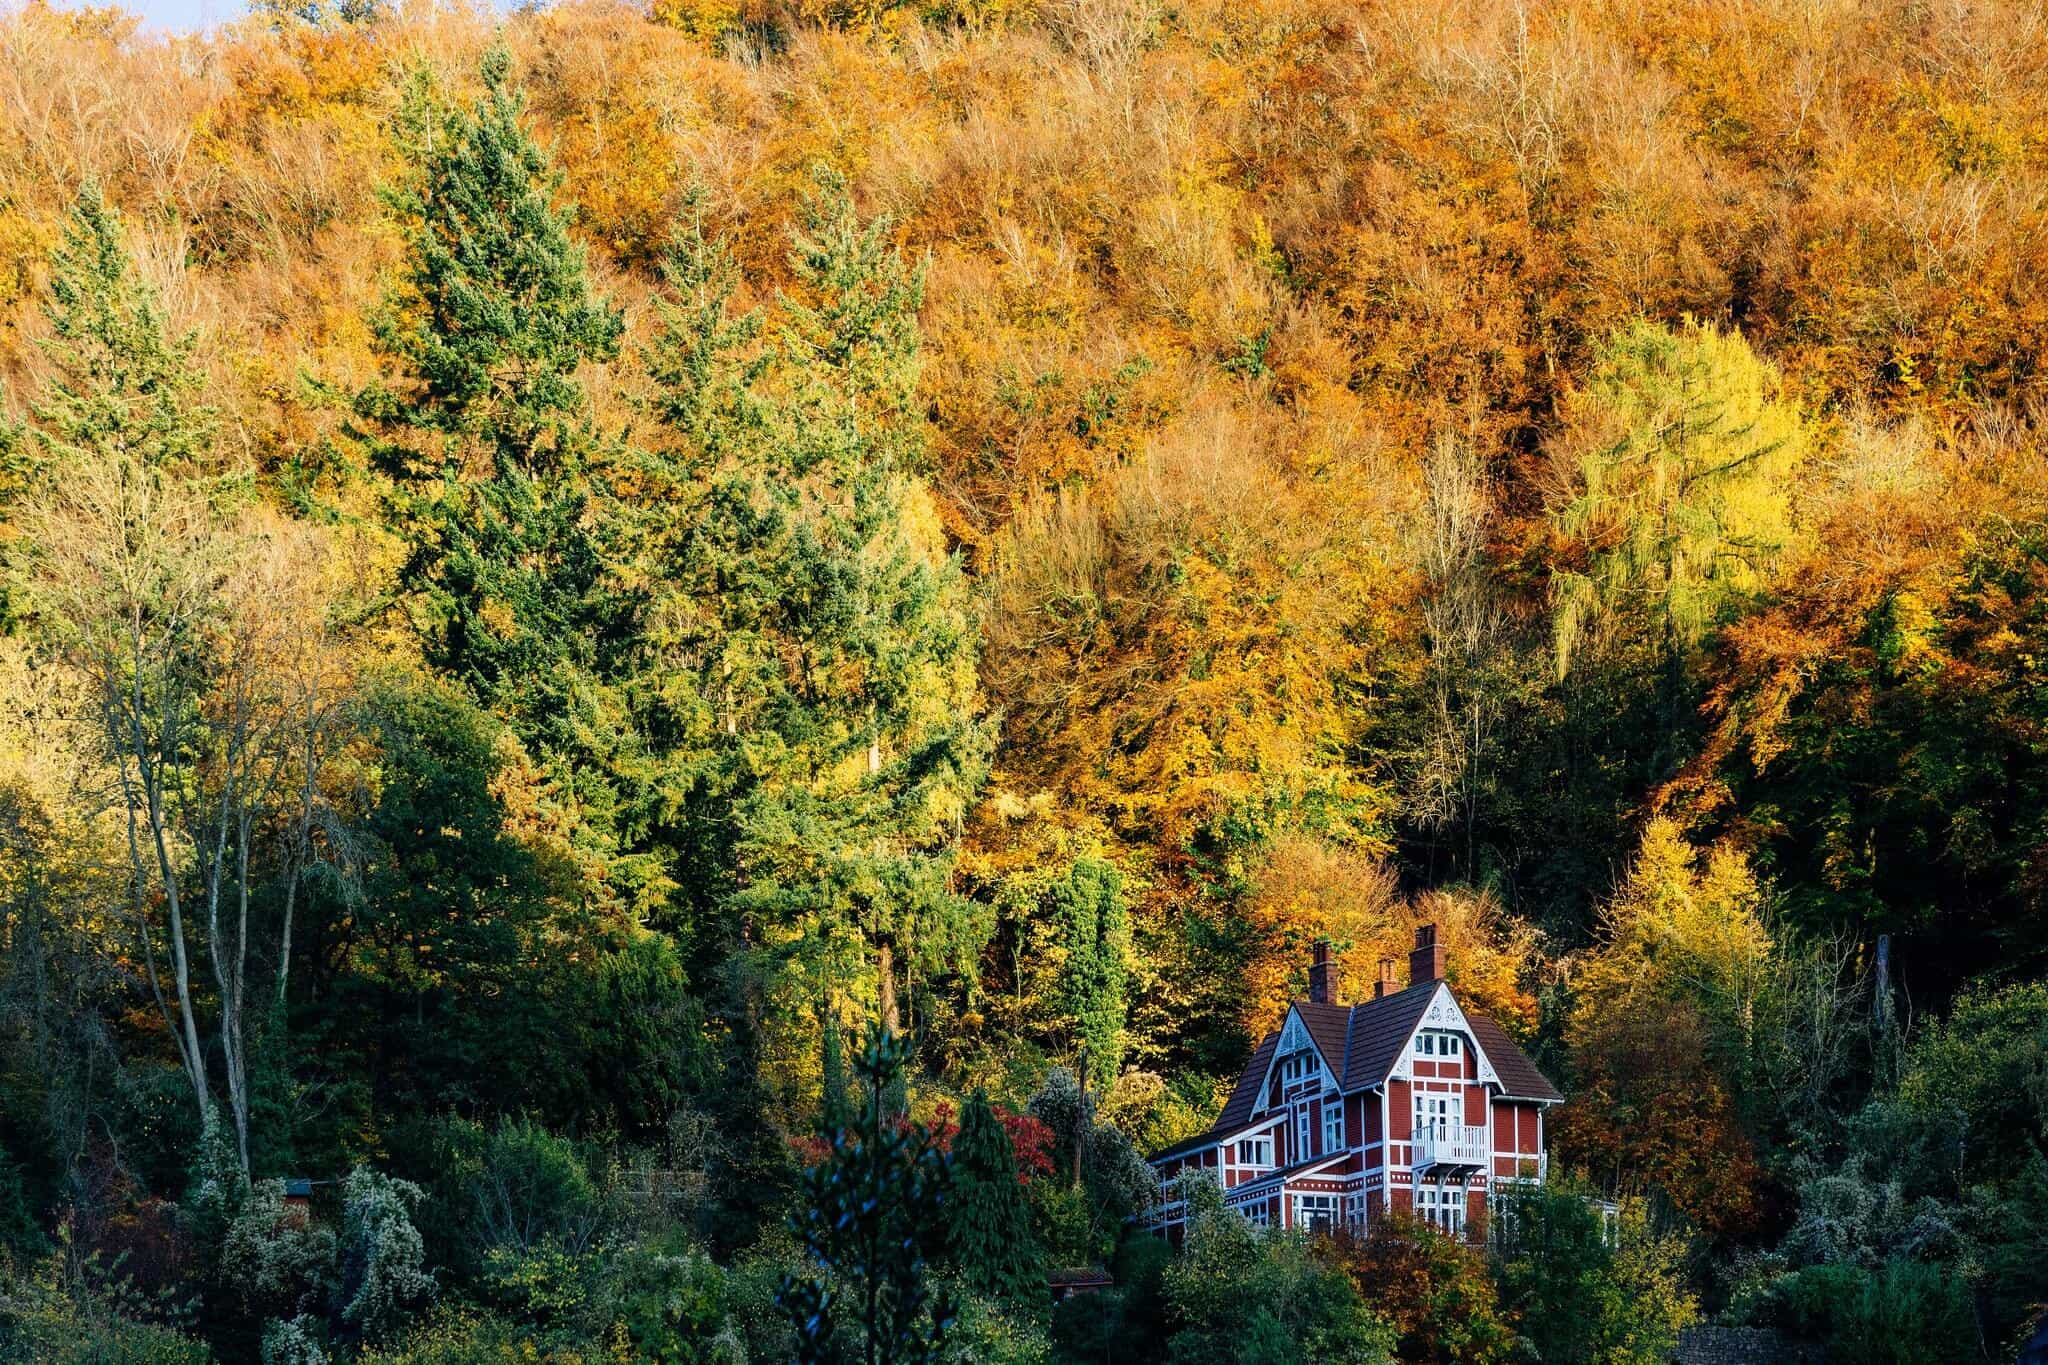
[{"left": 1412, "top": 1122, "right": 1488, "bottom": 1174}]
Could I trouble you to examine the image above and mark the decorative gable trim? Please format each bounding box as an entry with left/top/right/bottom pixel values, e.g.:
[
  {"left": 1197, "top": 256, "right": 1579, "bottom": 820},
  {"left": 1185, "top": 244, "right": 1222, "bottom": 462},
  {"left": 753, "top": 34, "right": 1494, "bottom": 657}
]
[
  {"left": 1251, "top": 1007, "right": 1337, "bottom": 1112},
  {"left": 1387, "top": 984, "right": 1501, "bottom": 1088}
]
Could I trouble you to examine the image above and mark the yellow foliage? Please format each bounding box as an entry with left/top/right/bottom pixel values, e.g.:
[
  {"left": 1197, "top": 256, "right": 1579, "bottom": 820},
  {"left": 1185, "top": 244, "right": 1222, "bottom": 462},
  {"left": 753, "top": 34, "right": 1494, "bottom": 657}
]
[
  {"left": 1571, "top": 817, "right": 1772, "bottom": 1038},
  {"left": 1241, "top": 835, "right": 1540, "bottom": 1037}
]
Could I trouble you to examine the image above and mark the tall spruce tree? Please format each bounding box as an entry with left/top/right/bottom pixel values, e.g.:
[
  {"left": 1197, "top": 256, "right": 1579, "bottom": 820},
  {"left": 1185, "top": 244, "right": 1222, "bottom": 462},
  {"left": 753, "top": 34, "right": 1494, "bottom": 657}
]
[
  {"left": 778, "top": 1025, "right": 956, "bottom": 1365},
  {"left": 353, "top": 47, "right": 652, "bottom": 906},
  {"left": 34, "top": 183, "right": 208, "bottom": 474},
  {"left": 947, "top": 1089, "right": 1044, "bottom": 1315},
  {"left": 731, "top": 170, "right": 990, "bottom": 1041},
  {"left": 642, "top": 173, "right": 990, "bottom": 1071}
]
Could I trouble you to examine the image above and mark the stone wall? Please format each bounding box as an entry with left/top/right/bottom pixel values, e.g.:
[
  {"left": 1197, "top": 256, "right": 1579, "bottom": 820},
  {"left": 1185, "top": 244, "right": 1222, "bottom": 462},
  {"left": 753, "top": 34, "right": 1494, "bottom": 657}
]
[{"left": 1672, "top": 1326, "right": 1823, "bottom": 1364}]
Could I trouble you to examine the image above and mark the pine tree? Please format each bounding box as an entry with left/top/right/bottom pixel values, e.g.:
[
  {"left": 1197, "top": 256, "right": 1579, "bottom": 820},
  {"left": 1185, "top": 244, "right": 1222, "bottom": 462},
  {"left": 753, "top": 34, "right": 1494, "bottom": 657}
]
[
  {"left": 33, "top": 182, "right": 209, "bottom": 474},
  {"left": 354, "top": 46, "right": 651, "bottom": 907},
  {"left": 730, "top": 170, "right": 991, "bottom": 1039},
  {"left": 642, "top": 172, "right": 990, "bottom": 1059},
  {"left": 779, "top": 1025, "right": 956, "bottom": 1364},
  {"left": 947, "top": 1089, "right": 1044, "bottom": 1315}
]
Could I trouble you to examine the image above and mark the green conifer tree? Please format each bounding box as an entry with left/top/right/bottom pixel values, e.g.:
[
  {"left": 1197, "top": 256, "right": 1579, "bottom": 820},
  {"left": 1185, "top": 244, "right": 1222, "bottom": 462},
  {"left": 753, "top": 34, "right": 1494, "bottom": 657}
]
[
  {"left": 779, "top": 1025, "right": 955, "bottom": 1364},
  {"left": 642, "top": 172, "right": 990, "bottom": 1057},
  {"left": 353, "top": 47, "right": 650, "bottom": 904},
  {"left": 947, "top": 1089, "right": 1045, "bottom": 1315},
  {"left": 730, "top": 170, "right": 990, "bottom": 1040},
  {"left": 33, "top": 183, "right": 209, "bottom": 474}
]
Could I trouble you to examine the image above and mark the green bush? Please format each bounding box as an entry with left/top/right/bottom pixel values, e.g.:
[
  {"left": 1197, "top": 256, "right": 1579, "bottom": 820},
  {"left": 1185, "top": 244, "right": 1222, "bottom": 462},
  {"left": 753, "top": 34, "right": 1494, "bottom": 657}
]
[
  {"left": 1767, "top": 1259, "right": 1977, "bottom": 1365},
  {"left": 1157, "top": 1177, "right": 1393, "bottom": 1365}
]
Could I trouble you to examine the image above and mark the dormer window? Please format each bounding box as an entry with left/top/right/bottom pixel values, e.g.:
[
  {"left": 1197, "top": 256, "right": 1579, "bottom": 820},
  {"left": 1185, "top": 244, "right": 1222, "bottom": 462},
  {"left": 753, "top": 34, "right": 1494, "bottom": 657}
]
[{"left": 1416, "top": 1030, "right": 1463, "bottom": 1059}]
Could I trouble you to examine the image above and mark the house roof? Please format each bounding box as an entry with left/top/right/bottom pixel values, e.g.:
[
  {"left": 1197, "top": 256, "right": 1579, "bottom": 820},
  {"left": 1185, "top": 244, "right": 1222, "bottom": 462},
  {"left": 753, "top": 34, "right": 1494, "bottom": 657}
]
[
  {"left": 1466, "top": 1011, "right": 1564, "bottom": 1102},
  {"left": 1149, "top": 981, "right": 1561, "bottom": 1165},
  {"left": 1338, "top": 982, "right": 1438, "bottom": 1091}
]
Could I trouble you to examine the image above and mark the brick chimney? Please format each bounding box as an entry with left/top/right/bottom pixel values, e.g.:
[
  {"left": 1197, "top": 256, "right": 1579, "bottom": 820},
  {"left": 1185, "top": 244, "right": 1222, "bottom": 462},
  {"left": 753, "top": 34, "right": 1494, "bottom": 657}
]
[
  {"left": 1374, "top": 957, "right": 1400, "bottom": 999},
  {"left": 1308, "top": 939, "right": 1338, "bottom": 1005},
  {"left": 1408, "top": 923, "right": 1444, "bottom": 987}
]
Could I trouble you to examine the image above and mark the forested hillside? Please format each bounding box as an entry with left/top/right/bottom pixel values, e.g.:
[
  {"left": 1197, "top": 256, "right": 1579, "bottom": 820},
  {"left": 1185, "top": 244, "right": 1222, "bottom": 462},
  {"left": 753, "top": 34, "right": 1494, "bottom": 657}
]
[{"left": 2, "top": 0, "right": 2047, "bottom": 1359}]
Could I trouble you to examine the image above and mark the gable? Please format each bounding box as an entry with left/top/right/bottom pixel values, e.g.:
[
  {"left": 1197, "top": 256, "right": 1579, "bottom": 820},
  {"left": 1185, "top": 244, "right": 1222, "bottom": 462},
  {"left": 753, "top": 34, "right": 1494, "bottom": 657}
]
[
  {"left": 1249, "top": 1008, "right": 1338, "bottom": 1108},
  {"left": 1388, "top": 984, "right": 1502, "bottom": 1088}
]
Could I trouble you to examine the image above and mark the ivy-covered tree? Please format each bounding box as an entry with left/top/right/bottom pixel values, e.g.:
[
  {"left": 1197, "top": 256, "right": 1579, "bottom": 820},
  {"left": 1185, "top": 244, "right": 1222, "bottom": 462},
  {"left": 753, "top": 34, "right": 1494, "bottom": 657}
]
[
  {"left": 946, "top": 1089, "right": 1044, "bottom": 1314},
  {"left": 778, "top": 1025, "right": 955, "bottom": 1364},
  {"left": 1050, "top": 855, "right": 1130, "bottom": 1090},
  {"left": 334, "top": 1166, "right": 434, "bottom": 1345}
]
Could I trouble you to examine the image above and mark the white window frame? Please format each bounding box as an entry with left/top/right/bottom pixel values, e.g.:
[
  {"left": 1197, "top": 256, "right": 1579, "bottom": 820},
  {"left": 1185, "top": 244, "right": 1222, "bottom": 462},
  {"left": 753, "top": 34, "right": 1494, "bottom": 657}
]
[
  {"left": 1416, "top": 1183, "right": 1467, "bottom": 1236},
  {"left": 1322, "top": 1095, "right": 1344, "bottom": 1154},
  {"left": 1414, "top": 1090, "right": 1455, "bottom": 1138},
  {"left": 1295, "top": 1103, "right": 1313, "bottom": 1159},
  {"left": 1293, "top": 1192, "right": 1341, "bottom": 1233},
  {"left": 1416, "top": 1029, "right": 1464, "bottom": 1059}
]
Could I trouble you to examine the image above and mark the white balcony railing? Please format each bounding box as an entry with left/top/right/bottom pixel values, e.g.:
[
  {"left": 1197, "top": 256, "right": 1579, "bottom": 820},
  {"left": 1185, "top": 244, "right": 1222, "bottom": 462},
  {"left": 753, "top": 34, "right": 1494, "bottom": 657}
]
[{"left": 1412, "top": 1122, "right": 1488, "bottom": 1171}]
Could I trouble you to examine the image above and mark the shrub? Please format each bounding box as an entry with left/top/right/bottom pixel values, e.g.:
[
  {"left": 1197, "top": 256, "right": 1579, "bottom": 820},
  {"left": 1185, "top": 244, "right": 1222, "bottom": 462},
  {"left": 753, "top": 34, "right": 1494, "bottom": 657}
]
[{"left": 335, "top": 1167, "right": 434, "bottom": 1344}]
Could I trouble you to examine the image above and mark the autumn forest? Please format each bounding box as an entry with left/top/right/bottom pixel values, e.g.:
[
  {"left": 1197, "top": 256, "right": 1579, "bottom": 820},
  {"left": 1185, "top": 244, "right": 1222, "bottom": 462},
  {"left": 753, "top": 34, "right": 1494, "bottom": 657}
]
[{"left": 1, "top": 0, "right": 2046, "bottom": 1359}]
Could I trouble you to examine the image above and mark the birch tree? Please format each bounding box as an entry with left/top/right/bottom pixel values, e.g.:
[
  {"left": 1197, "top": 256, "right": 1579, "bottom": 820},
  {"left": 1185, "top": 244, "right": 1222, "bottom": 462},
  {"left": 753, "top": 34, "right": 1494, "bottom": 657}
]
[{"left": 17, "top": 187, "right": 350, "bottom": 1171}]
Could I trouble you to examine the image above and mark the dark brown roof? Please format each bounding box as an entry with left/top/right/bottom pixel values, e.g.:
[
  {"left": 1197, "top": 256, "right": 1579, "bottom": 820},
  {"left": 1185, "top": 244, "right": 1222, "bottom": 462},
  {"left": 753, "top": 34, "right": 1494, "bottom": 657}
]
[
  {"left": 1467, "top": 1012, "right": 1563, "bottom": 1102},
  {"left": 1151, "top": 986, "right": 1430, "bottom": 1164},
  {"left": 1295, "top": 1000, "right": 1354, "bottom": 1080},
  {"left": 1341, "top": 982, "right": 1438, "bottom": 1091},
  {"left": 1147, "top": 981, "right": 1563, "bottom": 1164}
]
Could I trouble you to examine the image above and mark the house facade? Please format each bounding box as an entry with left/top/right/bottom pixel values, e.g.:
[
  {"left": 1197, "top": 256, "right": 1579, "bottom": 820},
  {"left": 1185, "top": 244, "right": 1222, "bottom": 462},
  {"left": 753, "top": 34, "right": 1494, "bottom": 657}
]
[{"left": 1145, "top": 925, "right": 1560, "bottom": 1245}]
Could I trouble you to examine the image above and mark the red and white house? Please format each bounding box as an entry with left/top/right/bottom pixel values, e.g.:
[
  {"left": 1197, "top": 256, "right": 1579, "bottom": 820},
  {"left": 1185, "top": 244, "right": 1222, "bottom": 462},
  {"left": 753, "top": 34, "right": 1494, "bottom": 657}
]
[{"left": 1146, "top": 925, "right": 1560, "bottom": 1245}]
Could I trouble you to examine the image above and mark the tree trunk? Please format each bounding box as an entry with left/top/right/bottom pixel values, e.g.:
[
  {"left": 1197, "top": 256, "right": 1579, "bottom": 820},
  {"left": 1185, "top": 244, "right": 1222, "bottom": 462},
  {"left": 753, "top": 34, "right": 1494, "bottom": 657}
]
[{"left": 878, "top": 940, "right": 899, "bottom": 1035}]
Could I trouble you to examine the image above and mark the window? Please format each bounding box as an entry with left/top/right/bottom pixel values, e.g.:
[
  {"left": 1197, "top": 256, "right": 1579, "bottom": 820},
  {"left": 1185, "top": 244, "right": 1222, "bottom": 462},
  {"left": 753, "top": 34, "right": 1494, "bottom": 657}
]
[
  {"left": 1242, "top": 1199, "right": 1271, "bottom": 1227},
  {"left": 1293, "top": 1193, "right": 1340, "bottom": 1233},
  {"left": 1416, "top": 1030, "right": 1464, "bottom": 1058},
  {"left": 1416, "top": 1184, "right": 1466, "bottom": 1236},
  {"left": 1414, "top": 1091, "right": 1455, "bottom": 1139},
  {"left": 1236, "top": 1136, "right": 1274, "bottom": 1168},
  {"left": 1345, "top": 1193, "right": 1368, "bottom": 1229},
  {"left": 1322, "top": 1097, "right": 1345, "bottom": 1154},
  {"left": 1295, "top": 1104, "right": 1313, "bottom": 1160}
]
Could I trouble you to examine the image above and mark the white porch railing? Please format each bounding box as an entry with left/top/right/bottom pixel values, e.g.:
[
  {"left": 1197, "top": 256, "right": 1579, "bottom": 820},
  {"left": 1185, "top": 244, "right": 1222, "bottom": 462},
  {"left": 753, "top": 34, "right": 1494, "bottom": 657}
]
[{"left": 1412, "top": 1122, "right": 1488, "bottom": 1171}]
